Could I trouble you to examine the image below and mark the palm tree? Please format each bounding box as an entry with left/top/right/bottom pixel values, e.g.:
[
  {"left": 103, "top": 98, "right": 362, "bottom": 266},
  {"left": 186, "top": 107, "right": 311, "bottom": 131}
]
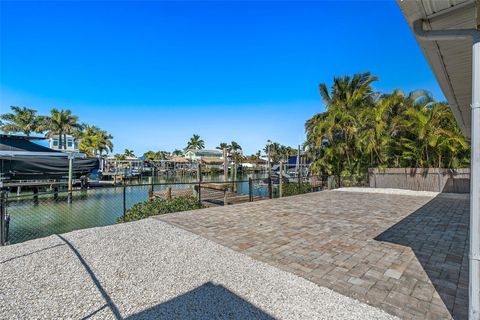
[
  {"left": 172, "top": 149, "right": 183, "bottom": 156},
  {"left": 229, "top": 141, "right": 243, "bottom": 164},
  {"left": 306, "top": 72, "right": 378, "bottom": 174},
  {"left": 305, "top": 73, "right": 469, "bottom": 173},
  {"left": 114, "top": 153, "right": 126, "bottom": 160},
  {"left": 230, "top": 141, "right": 242, "bottom": 152},
  {"left": 39, "top": 109, "right": 81, "bottom": 150},
  {"left": 155, "top": 151, "right": 169, "bottom": 160},
  {"left": 124, "top": 149, "right": 135, "bottom": 158},
  {"left": 216, "top": 142, "right": 230, "bottom": 152},
  {"left": 78, "top": 125, "right": 113, "bottom": 157},
  {"left": 143, "top": 150, "right": 159, "bottom": 161},
  {"left": 0, "top": 106, "right": 42, "bottom": 136},
  {"left": 185, "top": 134, "right": 205, "bottom": 150}
]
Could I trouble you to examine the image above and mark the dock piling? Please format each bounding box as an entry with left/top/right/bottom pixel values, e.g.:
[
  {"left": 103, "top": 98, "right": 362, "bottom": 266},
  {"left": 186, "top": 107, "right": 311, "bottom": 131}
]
[
  {"left": 0, "top": 191, "right": 6, "bottom": 246},
  {"left": 122, "top": 175, "right": 127, "bottom": 218},
  {"left": 33, "top": 187, "right": 39, "bottom": 205},
  {"left": 268, "top": 176, "right": 273, "bottom": 199},
  {"left": 279, "top": 161, "right": 283, "bottom": 198},
  {"left": 248, "top": 177, "right": 253, "bottom": 202},
  {"left": 197, "top": 164, "right": 202, "bottom": 203}
]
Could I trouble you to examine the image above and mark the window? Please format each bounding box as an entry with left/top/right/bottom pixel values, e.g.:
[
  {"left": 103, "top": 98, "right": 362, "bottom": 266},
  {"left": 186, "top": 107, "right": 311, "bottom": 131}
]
[
  {"left": 53, "top": 139, "right": 59, "bottom": 147},
  {"left": 67, "top": 140, "right": 73, "bottom": 148}
]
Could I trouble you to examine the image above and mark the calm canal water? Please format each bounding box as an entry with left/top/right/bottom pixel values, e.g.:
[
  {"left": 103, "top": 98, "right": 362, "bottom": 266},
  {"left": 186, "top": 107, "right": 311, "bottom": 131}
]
[{"left": 7, "top": 173, "right": 269, "bottom": 244}]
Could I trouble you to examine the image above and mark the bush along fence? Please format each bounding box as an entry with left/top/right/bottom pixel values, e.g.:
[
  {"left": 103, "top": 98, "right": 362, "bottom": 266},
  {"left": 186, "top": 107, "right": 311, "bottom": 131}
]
[{"left": 1, "top": 173, "right": 369, "bottom": 246}]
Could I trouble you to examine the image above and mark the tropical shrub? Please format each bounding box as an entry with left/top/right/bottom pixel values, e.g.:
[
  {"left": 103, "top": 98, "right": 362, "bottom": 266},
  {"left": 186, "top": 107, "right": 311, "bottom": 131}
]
[
  {"left": 282, "top": 182, "right": 313, "bottom": 197},
  {"left": 117, "top": 195, "right": 204, "bottom": 223},
  {"left": 205, "top": 167, "right": 221, "bottom": 175},
  {"left": 305, "top": 72, "right": 470, "bottom": 175}
]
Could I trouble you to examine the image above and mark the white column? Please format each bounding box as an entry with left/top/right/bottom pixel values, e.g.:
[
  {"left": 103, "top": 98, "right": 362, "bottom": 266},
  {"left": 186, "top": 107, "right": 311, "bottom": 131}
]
[{"left": 470, "top": 39, "right": 480, "bottom": 320}]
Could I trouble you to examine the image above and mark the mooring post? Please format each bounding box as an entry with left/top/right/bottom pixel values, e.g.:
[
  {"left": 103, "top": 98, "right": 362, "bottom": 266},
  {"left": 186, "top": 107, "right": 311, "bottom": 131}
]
[
  {"left": 197, "top": 163, "right": 202, "bottom": 204},
  {"left": 279, "top": 161, "right": 283, "bottom": 198},
  {"left": 298, "top": 165, "right": 302, "bottom": 193},
  {"left": 268, "top": 176, "right": 273, "bottom": 199},
  {"left": 122, "top": 175, "right": 127, "bottom": 218},
  {"left": 149, "top": 176, "right": 154, "bottom": 198},
  {"left": 33, "top": 187, "right": 39, "bottom": 205},
  {"left": 67, "top": 153, "right": 74, "bottom": 203},
  {"left": 248, "top": 177, "right": 253, "bottom": 202},
  {"left": 0, "top": 191, "right": 6, "bottom": 246},
  {"left": 223, "top": 147, "right": 228, "bottom": 183}
]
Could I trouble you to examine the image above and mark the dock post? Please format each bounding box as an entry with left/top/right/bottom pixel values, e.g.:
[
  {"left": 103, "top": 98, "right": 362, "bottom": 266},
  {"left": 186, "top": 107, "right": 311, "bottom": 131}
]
[
  {"left": 149, "top": 176, "right": 154, "bottom": 199},
  {"left": 53, "top": 187, "right": 59, "bottom": 201},
  {"left": 279, "top": 161, "right": 283, "bottom": 198},
  {"left": 33, "top": 187, "right": 39, "bottom": 205},
  {"left": 268, "top": 176, "right": 273, "bottom": 199},
  {"left": 223, "top": 148, "right": 228, "bottom": 183},
  {"left": 298, "top": 164, "right": 302, "bottom": 193},
  {"left": 248, "top": 177, "right": 253, "bottom": 202},
  {"left": 197, "top": 164, "right": 202, "bottom": 204},
  {"left": 233, "top": 163, "right": 237, "bottom": 193},
  {"left": 67, "top": 153, "right": 74, "bottom": 203},
  {"left": 122, "top": 175, "right": 127, "bottom": 218},
  {"left": 0, "top": 191, "right": 6, "bottom": 246}
]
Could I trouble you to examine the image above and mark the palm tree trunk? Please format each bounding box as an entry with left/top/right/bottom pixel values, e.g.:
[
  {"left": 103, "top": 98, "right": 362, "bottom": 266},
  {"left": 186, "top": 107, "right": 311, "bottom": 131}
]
[
  {"left": 58, "top": 134, "right": 63, "bottom": 150},
  {"left": 64, "top": 134, "right": 67, "bottom": 150}
]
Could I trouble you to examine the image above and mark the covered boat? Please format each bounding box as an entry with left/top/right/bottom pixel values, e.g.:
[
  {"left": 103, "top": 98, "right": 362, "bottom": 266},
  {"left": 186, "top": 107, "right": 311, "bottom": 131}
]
[{"left": 0, "top": 134, "right": 99, "bottom": 181}]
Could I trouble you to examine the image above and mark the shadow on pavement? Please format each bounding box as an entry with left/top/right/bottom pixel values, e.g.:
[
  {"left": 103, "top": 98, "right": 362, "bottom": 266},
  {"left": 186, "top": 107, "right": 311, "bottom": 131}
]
[{"left": 375, "top": 194, "right": 469, "bottom": 319}]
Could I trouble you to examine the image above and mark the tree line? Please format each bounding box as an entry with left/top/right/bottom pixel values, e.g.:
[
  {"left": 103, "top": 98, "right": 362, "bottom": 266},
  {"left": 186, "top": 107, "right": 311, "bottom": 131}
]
[
  {"left": 0, "top": 106, "right": 114, "bottom": 157},
  {"left": 305, "top": 72, "right": 470, "bottom": 175},
  {"left": 139, "top": 134, "right": 296, "bottom": 165}
]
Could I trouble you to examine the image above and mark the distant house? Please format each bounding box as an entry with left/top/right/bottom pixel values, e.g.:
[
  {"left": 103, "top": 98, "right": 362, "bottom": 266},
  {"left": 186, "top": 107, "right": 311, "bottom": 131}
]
[
  {"left": 49, "top": 135, "right": 79, "bottom": 152},
  {"left": 184, "top": 149, "right": 223, "bottom": 161}
]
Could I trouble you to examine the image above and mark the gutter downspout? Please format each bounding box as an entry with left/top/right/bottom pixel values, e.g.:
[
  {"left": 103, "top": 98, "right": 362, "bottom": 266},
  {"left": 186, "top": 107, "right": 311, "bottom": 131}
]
[{"left": 413, "top": 19, "right": 480, "bottom": 319}]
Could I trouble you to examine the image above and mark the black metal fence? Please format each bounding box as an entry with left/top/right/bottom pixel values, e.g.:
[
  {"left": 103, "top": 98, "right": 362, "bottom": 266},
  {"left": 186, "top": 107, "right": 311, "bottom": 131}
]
[{"left": 0, "top": 174, "right": 368, "bottom": 246}]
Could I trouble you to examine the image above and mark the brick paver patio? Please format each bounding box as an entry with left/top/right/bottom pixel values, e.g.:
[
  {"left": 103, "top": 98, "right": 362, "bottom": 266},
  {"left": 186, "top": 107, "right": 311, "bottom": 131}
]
[{"left": 156, "top": 190, "right": 469, "bottom": 319}]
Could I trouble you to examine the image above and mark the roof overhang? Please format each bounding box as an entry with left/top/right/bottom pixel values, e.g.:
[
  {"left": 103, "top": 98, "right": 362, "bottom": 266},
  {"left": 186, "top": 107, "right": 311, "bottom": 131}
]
[{"left": 397, "top": 0, "right": 477, "bottom": 138}]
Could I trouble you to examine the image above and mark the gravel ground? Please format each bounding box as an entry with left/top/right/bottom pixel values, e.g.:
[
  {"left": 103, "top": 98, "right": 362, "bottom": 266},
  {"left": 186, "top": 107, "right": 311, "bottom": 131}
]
[
  {"left": 0, "top": 219, "right": 397, "bottom": 320},
  {"left": 333, "top": 187, "right": 440, "bottom": 197}
]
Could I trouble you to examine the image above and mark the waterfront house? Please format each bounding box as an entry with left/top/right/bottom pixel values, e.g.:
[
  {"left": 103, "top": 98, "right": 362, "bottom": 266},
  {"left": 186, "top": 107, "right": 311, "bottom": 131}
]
[
  {"left": 200, "top": 157, "right": 224, "bottom": 170},
  {"left": 184, "top": 149, "right": 223, "bottom": 161},
  {"left": 49, "top": 134, "right": 79, "bottom": 152}
]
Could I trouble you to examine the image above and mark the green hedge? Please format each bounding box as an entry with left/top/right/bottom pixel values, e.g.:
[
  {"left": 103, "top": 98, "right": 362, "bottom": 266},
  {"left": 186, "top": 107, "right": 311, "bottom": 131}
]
[
  {"left": 282, "top": 182, "right": 313, "bottom": 197},
  {"left": 117, "top": 195, "right": 204, "bottom": 223}
]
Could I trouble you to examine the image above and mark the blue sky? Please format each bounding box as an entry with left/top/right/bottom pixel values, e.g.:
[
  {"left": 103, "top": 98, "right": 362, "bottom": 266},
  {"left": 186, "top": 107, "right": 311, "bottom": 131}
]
[{"left": 0, "top": 1, "right": 443, "bottom": 155}]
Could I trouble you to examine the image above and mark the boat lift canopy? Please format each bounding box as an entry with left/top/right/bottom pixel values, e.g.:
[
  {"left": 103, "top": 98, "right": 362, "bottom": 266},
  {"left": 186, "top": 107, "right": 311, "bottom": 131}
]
[{"left": 0, "top": 134, "right": 98, "bottom": 181}]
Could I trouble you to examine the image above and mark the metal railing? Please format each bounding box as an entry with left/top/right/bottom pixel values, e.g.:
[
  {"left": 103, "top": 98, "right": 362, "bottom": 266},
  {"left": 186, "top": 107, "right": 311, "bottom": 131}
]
[{"left": 0, "top": 174, "right": 368, "bottom": 246}]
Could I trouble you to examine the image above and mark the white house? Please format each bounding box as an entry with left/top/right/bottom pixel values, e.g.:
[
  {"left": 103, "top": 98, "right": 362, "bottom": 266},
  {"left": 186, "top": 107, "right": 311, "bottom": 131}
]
[
  {"left": 49, "top": 135, "right": 79, "bottom": 152},
  {"left": 184, "top": 149, "right": 223, "bottom": 161}
]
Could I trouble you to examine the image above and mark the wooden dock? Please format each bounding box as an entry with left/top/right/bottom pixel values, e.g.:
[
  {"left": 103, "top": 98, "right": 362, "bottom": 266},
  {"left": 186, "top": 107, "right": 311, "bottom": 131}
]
[{"left": 151, "top": 184, "right": 264, "bottom": 207}]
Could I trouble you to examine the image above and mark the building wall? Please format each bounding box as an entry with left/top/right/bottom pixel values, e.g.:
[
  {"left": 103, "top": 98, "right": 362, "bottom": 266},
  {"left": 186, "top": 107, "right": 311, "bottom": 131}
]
[
  {"left": 49, "top": 135, "right": 79, "bottom": 152},
  {"left": 184, "top": 150, "right": 223, "bottom": 160}
]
